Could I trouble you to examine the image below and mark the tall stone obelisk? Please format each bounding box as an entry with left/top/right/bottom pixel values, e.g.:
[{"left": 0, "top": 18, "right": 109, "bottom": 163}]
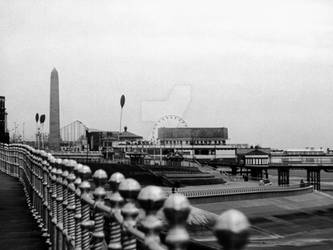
[{"left": 48, "top": 68, "right": 61, "bottom": 151}]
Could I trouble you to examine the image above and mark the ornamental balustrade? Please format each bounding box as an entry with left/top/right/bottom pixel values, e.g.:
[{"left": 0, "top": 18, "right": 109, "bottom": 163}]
[{"left": 0, "top": 143, "right": 250, "bottom": 250}]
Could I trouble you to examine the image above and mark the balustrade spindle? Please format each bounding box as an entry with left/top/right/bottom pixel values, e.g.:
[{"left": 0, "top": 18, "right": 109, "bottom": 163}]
[
  {"left": 25, "top": 150, "right": 32, "bottom": 211},
  {"left": 107, "top": 172, "right": 125, "bottom": 250},
  {"left": 163, "top": 194, "right": 191, "bottom": 250},
  {"left": 138, "top": 186, "right": 166, "bottom": 248},
  {"left": 37, "top": 156, "right": 44, "bottom": 229},
  {"left": 55, "top": 159, "right": 64, "bottom": 250},
  {"left": 42, "top": 159, "right": 51, "bottom": 246},
  {"left": 50, "top": 158, "right": 58, "bottom": 250},
  {"left": 92, "top": 169, "right": 108, "bottom": 250},
  {"left": 80, "top": 165, "right": 94, "bottom": 250},
  {"left": 31, "top": 153, "right": 38, "bottom": 220},
  {"left": 74, "top": 164, "right": 84, "bottom": 250},
  {"left": 61, "top": 159, "right": 70, "bottom": 247},
  {"left": 35, "top": 154, "right": 42, "bottom": 222},
  {"left": 67, "top": 160, "right": 77, "bottom": 247},
  {"left": 119, "top": 178, "right": 141, "bottom": 250},
  {"left": 47, "top": 155, "right": 55, "bottom": 249}
]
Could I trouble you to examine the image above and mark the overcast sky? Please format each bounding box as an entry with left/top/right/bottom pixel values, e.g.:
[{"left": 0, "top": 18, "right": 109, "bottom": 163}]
[{"left": 1, "top": 0, "right": 333, "bottom": 148}]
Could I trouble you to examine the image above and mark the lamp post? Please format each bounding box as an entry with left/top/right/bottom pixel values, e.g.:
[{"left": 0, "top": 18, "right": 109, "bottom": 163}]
[
  {"left": 119, "top": 94, "right": 125, "bottom": 134},
  {"left": 118, "top": 94, "right": 125, "bottom": 159},
  {"left": 35, "top": 113, "right": 46, "bottom": 149},
  {"left": 85, "top": 129, "right": 89, "bottom": 163},
  {"left": 35, "top": 113, "right": 39, "bottom": 148},
  {"left": 40, "top": 114, "right": 46, "bottom": 149}
]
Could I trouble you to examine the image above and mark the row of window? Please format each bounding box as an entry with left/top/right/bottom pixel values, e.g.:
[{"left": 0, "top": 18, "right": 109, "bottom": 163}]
[
  {"left": 245, "top": 158, "right": 269, "bottom": 165},
  {"left": 161, "top": 140, "right": 226, "bottom": 145},
  {"left": 280, "top": 157, "right": 333, "bottom": 164}
]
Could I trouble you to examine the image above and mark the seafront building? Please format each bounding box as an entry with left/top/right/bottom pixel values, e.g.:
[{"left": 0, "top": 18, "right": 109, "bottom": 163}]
[{"left": 113, "top": 127, "right": 248, "bottom": 163}]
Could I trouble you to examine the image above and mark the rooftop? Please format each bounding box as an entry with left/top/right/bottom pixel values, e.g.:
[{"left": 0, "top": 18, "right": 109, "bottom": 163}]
[{"left": 158, "top": 127, "right": 228, "bottom": 140}]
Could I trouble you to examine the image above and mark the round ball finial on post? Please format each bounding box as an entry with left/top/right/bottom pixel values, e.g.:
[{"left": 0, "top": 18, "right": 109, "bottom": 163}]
[
  {"left": 109, "top": 172, "right": 125, "bottom": 193},
  {"left": 92, "top": 169, "right": 108, "bottom": 199},
  {"left": 138, "top": 186, "right": 166, "bottom": 246},
  {"left": 118, "top": 178, "right": 141, "bottom": 201},
  {"left": 80, "top": 165, "right": 92, "bottom": 191},
  {"left": 214, "top": 209, "right": 250, "bottom": 250},
  {"left": 163, "top": 193, "right": 191, "bottom": 250}
]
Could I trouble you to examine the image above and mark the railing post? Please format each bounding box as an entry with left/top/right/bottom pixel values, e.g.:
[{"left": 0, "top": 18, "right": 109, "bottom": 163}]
[
  {"left": 50, "top": 158, "right": 58, "bottom": 250},
  {"left": 163, "top": 193, "right": 191, "bottom": 250},
  {"left": 61, "top": 159, "right": 70, "bottom": 249},
  {"left": 67, "top": 160, "right": 77, "bottom": 249},
  {"left": 80, "top": 166, "right": 94, "bottom": 250},
  {"left": 92, "top": 169, "right": 108, "bottom": 250},
  {"left": 30, "top": 153, "right": 37, "bottom": 219},
  {"left": 25, "top": 149, "right": 33, "bottom": 212},
  {"left": 74, "top": 164, "right": 84, "bottom": 250},
  {"left": 55, "top": 159, "right": 64, "bottom": 250},
  {"left": 37, "top": 156, "right": 44, "bottom": 230},
  {"left": 119, "top": 178, "right": 141, "bottom": 250},
  {"left": 214, "top": 209, "right": 250, "bottom": 250},
  {"left": 107, "top": 173, "right": 125, "bottom": 250},
  {"left": 42, "top": 158, "right": 52, "bottom": 248},
  {"left": 47, "top": 154, "right": 56, "bottom": 250}
]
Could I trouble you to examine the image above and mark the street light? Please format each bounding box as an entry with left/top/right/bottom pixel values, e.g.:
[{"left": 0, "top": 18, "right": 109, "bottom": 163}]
[
  {"left": 35, "top": 113, "right": 39, "bottom": 148},
  {"left": 119, "top": 94, "right": 125, "bottom": 133},
  {"left": 35, "top": 113, "right": 46, "bottom": 149}
]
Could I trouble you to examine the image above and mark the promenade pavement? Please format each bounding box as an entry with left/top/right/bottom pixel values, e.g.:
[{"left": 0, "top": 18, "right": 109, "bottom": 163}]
[{"left": 0, "top": 172, "right": 46, "bottom": 250}]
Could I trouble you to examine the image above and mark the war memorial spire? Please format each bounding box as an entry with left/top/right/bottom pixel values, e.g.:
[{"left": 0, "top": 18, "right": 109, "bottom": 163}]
[{"left": 48, "top": 68, "right": 61, "bottom": 150}]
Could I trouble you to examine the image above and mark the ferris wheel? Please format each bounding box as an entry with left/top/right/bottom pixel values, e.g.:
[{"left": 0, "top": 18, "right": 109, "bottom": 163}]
[{"left": 150, "top": 115, "right": 188, "bottom": 142}]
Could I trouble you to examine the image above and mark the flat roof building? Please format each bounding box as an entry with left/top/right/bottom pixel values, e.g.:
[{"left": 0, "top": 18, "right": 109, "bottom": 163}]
[{"left": 158, "top": 127, "right": 228, "bottom": 145}]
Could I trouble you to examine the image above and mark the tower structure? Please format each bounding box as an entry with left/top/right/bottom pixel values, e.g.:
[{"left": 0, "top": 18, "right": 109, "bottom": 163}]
[{"left": 48, "top": 68, "right": 61, "bottom": 150}]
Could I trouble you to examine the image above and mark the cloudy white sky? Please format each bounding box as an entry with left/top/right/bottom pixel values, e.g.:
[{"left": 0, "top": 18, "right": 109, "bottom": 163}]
[{"left": 1, "top": 0, "right": 333, "bottom": 148}]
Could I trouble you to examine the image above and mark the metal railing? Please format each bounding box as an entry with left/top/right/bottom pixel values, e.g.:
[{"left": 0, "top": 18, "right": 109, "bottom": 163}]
[{"left": 0, "top": 143, "right": 250, "bottom": 250}]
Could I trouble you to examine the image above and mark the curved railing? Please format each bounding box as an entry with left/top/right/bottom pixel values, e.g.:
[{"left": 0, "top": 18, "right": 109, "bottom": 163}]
[{"left": 0, "top": 143, "right": 250, "bottom": 250}]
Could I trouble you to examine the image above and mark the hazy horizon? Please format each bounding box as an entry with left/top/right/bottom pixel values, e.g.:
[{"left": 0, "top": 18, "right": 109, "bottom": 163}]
[{"left": 1, "top": 0, "right": 333, "bottom": 149}]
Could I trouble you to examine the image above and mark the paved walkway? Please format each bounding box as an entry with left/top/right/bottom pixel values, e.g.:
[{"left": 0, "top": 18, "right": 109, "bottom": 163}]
[
  {"left": 0, "top": 172, "right": 46, "bottom": 250},
  {"left": 195, "top": 190, "right": 333, "bottom": 217}
]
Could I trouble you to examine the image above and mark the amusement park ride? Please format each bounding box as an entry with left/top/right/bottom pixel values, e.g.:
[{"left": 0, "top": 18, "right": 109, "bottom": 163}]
[{"left": 150, "top": 114, "right": 188, "bottom": 142}]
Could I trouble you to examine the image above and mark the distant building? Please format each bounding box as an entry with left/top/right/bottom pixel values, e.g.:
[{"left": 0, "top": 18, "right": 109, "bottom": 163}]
[
  {"left": 0, "top": 96, "right": 9, "bottom": 143},
  {"left": 88, "top": 127, "right": 142, "bottom": 153},
  {"left": 158, "top": 127, "right": 228, "bottom": 145},
  {"left": 156, "top": 127, "right": 235, "bottom": 163},
  {"left": 270, "top": 147, "right": 331, "bottom": 165},
  {"left": 114, "top": 127, "right": 248, "bottom": 165},
  {"left": 236, "top": 147, "right": 271, "bottom": 179},
  {"left": 237, "top": 147, "right": 271, "bottom": 166}
]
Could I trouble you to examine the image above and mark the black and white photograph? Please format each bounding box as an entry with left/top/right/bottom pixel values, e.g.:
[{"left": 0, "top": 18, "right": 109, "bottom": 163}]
[{"left": 1, "top": 0, "right": 333, "bottom": 249}]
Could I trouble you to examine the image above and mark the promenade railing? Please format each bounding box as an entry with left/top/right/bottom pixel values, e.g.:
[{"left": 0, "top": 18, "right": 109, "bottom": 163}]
[{"left": 0, "top": 143, "right": 250, "bottom": 250}]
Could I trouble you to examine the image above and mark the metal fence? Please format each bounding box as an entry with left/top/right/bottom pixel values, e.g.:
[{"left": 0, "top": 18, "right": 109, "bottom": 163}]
[{"left": 0, "top": 143, "right": 250, "bottom": 250}]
